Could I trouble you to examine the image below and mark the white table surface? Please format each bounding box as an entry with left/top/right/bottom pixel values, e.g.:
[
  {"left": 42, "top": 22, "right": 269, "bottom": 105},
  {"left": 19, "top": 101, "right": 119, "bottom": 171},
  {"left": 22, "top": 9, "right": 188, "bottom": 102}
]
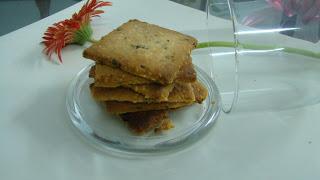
[{"left": 1, "top": 0, "right": 319, "bottom": 179}]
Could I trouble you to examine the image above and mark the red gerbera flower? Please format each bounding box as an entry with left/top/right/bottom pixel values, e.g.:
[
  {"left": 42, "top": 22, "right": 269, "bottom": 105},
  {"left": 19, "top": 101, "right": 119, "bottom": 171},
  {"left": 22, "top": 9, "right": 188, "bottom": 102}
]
[{"left": 42, "top": 0, "right": 112, "bottom": 63}]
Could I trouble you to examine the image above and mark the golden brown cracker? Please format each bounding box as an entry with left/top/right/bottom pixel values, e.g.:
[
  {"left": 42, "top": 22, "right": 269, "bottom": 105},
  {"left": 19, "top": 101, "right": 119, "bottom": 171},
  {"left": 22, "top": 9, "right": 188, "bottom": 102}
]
[
  {"left": 90, "top": 82, "right": 195, "bottom": 103},
  {"left": 105, "top": 101, "right": 193, "bottom": 114},
  {"left": 92, "top": 61, "right": 196, "bottom": 88},
  {"left": 94, "top": 64, "right": 151, "bottom": 87},
  {"left": 83, "top": 19, "right": 197, "bottom": 84},
  {"left": 90, "top": 84, "right": 145, "bottom": 103},
  {"left": 124, "top": 83, "right": 174, "bottom": 101},
  {"left": 170, "top": 83, "right": 195, "bottom": 102},
  {"left": 175, "top": 60, "right": 196, "bottom": 82},
  {"left": 103, "top": 81, "right": 207, "bottom": 114}
]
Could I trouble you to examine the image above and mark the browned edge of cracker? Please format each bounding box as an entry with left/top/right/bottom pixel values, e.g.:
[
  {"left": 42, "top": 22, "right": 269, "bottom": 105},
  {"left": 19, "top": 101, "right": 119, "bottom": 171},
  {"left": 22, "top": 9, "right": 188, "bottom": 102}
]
[
  {"left": 120, "top": 110, "right": 169, "bottom": 135},
  {"left": 191, "top": 81, "right": 208, "bottom": 103},
  {"left": 105, "top": 101, "right": 193, "bottom": 114},
  {"left": 90, "top": 82, "right": 195, "bottom": 103}
]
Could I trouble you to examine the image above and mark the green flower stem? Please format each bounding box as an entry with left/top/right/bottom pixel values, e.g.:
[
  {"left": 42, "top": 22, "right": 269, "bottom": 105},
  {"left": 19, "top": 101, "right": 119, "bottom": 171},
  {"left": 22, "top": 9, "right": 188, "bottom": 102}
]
[
  {"left": 283, "top": 47, "right": 320, "bottom": 59},
  {"left": 197, "top": 41, "right": 235, "bottom": 49},
  {"left": 197, "top": 41, "right": 320, "bottom": 59}
]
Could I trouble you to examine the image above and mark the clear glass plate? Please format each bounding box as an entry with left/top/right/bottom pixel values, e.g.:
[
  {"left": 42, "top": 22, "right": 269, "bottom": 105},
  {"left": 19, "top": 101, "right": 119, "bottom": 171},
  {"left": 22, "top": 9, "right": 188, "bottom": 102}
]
[{"left": 66, "top": 63, "right": 221, "bottom": 155}]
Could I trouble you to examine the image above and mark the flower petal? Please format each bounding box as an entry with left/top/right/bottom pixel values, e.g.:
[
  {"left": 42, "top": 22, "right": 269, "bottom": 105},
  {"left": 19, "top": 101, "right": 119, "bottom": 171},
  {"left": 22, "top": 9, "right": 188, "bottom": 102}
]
[{"left": 41, "top": 0, "right": 112, "bottom": 62}]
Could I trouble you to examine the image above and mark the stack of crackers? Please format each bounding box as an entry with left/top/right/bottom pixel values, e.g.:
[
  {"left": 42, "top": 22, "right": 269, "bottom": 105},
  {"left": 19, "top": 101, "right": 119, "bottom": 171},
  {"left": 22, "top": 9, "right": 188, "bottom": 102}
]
[{"left": 83, "top": 20, "right": 208, "bottom": 134}]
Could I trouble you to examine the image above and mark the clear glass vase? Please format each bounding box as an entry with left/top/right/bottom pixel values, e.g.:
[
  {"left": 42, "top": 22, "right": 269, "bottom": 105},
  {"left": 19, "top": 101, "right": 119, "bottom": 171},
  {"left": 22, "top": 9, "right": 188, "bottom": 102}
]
[{"left": 198, "top": 0, "right": 320, "bottom": 113}]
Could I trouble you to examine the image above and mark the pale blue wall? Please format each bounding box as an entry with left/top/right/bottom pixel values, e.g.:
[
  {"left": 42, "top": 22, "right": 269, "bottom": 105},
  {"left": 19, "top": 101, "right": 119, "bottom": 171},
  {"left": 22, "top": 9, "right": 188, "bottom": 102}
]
[{"left": 0, "top": 0, "right": 79, "bottom": 36}]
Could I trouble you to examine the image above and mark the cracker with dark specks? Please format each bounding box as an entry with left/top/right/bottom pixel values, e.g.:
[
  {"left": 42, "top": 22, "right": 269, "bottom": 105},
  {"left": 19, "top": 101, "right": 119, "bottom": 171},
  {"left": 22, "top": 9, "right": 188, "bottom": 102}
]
[
  {"left": 83, "top": 19, "right": 197, "bottom": 84},
  {"left": 91, "top": 63, "right": 195, "bottom": 100}
]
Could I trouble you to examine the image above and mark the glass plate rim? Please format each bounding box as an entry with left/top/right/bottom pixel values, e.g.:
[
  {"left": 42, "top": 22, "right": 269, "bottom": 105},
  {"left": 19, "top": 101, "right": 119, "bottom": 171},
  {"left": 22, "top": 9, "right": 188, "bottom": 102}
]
[{"left": 66, "top": 63, "right": 222, "bottom": 155}]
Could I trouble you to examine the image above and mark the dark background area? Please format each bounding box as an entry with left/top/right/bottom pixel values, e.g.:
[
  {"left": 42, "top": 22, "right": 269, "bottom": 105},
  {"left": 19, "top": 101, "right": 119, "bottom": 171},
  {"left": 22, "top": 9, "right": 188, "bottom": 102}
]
[{"left": 0, "top": 0, "right": 79, "bottom": 36}]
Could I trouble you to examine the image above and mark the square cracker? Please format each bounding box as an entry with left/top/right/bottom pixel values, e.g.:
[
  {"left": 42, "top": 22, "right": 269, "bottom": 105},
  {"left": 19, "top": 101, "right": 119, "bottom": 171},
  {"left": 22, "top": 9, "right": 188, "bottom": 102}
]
[
  {"left": 103, "top": 81, "right": 208, "bottom": 114},
  {"left": 92, "top": 65, "right": 151, "bottom": 87},
  {"left": 83, "top": 19, "right": 197, "bottom": 84},
  {"left": 91, "top": 65, "right": 174, "bottom": 100},
  {"left": 91, "top": 61, "right": 196, "bottom": 87},
  {"left": 90, "top": 82, "right": 195, "bottom": 103},
  {"left": 90, "top": 62, "right": 196, "bottom": 100}
]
